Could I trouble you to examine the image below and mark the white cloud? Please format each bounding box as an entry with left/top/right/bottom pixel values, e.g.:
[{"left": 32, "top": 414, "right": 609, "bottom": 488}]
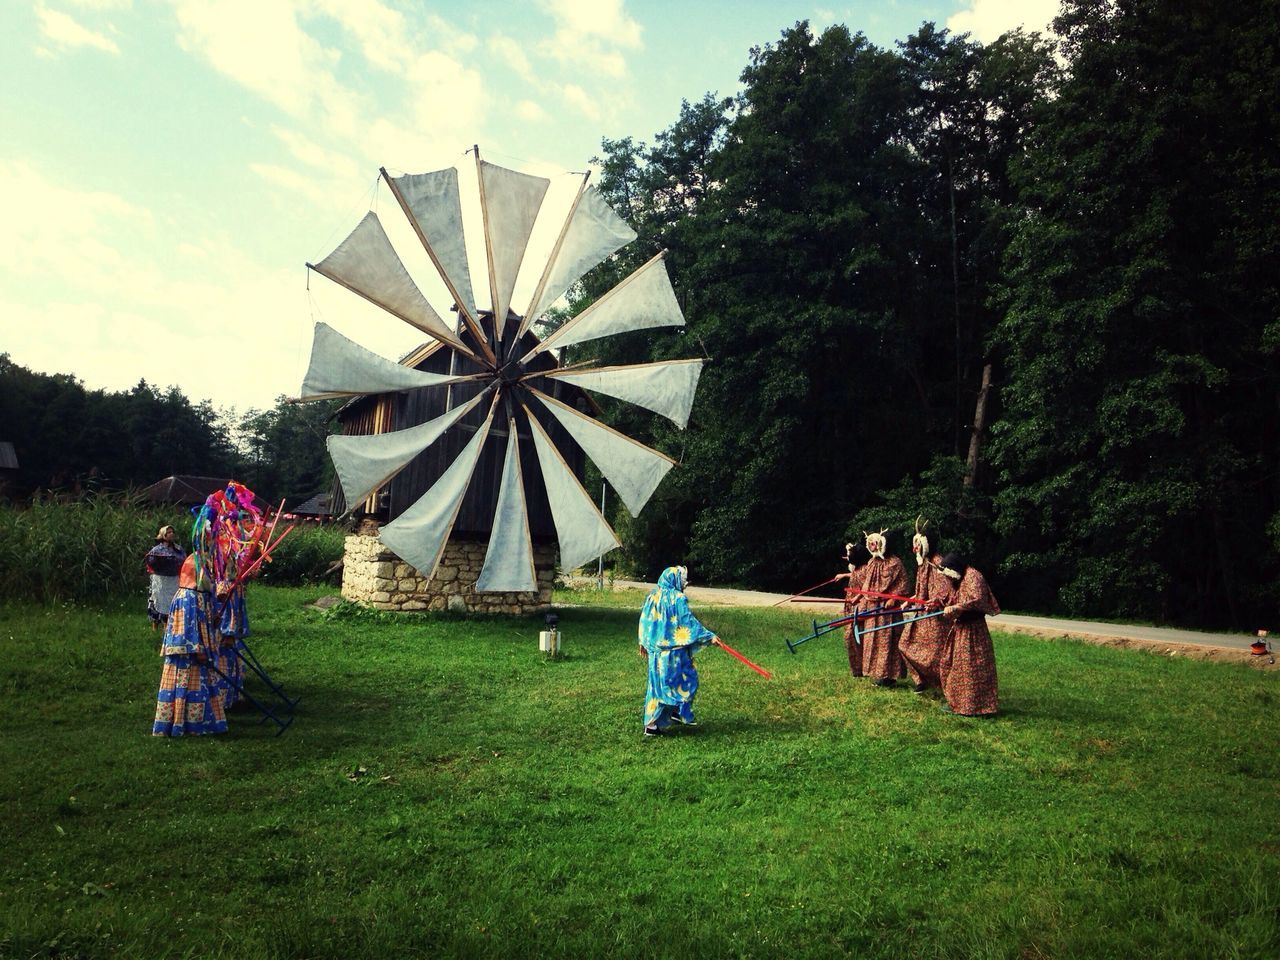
[
  {"left": 35, "top": 2, "right": 120, "bottom": 55},
  {"left": 515, "top": 99, "right": 548, "bottom": 123},
  {"left": 491, "top": 33, "right": 539, "bottom": 86},
  {"left": 536, "top": 0, "right": 641, "bottom": 79},
  {"left": 947, "top": 0, "right": 1060, "bottom": 43},
  {"left": 561, "top": 83, "right": 600, "bottom": 122}
]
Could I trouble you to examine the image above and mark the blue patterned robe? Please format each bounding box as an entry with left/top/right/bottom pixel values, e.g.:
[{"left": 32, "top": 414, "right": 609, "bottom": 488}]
[
  {"left": 152, "top": 581, "right": 227, "bottom": 737},
  {"left": 639, "top": 567, "right": 716, "bottom": 729}
]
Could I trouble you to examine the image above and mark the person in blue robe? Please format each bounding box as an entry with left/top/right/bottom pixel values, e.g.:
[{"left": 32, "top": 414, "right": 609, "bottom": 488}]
[{"left": 638, "top": 566, "right": 718, "bottom": 736}]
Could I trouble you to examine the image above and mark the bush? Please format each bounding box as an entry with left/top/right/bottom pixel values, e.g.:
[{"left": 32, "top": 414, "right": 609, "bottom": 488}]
[{"left": 0, "top": 495, "right": 345, "bottom": 605}]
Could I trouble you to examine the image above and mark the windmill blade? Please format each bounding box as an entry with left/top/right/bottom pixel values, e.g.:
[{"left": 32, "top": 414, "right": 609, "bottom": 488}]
[
  {"left": 522, "top": 403, "right": 621, "bottom": 571},
  {"left": 383, "top": 167, "right": 477, "bottom": 321},
  {"left": 517, "top": 182, "right": 637, "bottom": 342},
  {"left": 476, "top": 154, "right": 550, "bottom": 336},
  {"left": 475, "top": 419, "right": 537, "bottom": 592},
  {"left": 541, "top": 358, "right": 704, "bottom": 429},
  {"left": 527, "top": 387, "right": 675, "bottom": 518},
  {"left": 299, "top": 322, "right": 474, "bottom": 401},
  {"left": 326, "top": 390, "right": 489, "bottom": 508},
  {"left": 377, "top": 395, "right": 500, "bottom": 581},
  {"left": 520, "top": 251, "right": 682, "bottom": 364},
  {"left": 308, "top": 211, "right": 476, "bottom": 360}
]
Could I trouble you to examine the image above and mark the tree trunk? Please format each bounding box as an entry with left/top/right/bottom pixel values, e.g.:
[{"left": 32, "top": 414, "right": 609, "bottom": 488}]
[{"left": 963, "top": 362, "right": 993, "bottom": 489}]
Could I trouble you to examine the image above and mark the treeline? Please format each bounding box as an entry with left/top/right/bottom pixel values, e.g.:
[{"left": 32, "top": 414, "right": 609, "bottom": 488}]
[
  {"left": 0, "top": 353, "right": 339, "bottom": 506},
  {"left": 573, "top": 1, "right": 1280, "bottom": 628}
]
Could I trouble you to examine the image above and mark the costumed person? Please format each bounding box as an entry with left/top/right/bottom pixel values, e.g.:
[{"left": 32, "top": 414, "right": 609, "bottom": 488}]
[
  {"left": 151, "top": 553, "right": 227, "bottom": 737},
  {"left": 839, "top": 541, "right": 872, "bottom": 677},
  {"left": 215, "top": 512, "right": 264, "bottom": 711},
  {"left": 855, "top": 529, "right": 909, "bottom": 687},
  {"left": 937, "top": 554, "right": 1000, "bottom": 717},
  {"left": 638, "top": 566, "right": 718, "bottom": 737},
  {"left": 144, "top": 525, "right": 185, "bottom": 630},
  {"left": 897, "top": 518, "right": 955, "bottom": 694}
]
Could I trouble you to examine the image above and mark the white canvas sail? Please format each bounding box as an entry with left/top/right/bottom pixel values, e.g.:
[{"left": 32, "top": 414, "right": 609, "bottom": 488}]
[
  {"left": 528, "top": 387, "right": 675, "bottom": 518},
  {"left": 388, "top": 167, "right": 477, "bottom": 319},
  {"left": 521, "top": 185, "right": 637, "bottom": 337},
  {"left": 310, "top": 211, "right": 469, "bottom": 354},
  {"left": 521, "top": 252, "right": 683, "bottom": 362},
  {"left": 326, "top": 391, "right": 487, "bottom": 508},
  {"left": 475, "top": 423, "right": 537, "bottom": 592},
  {"left": 543, "top": 358, "right": 704, "bottom": 429},
  {"left": 478, "top": 159, "right": 549, "bottom": 332},
  {"left": 377, "top": 401, "right": 497, "bottom": 581},
  {"left": 523, "top": 405, "right": 620, "bottom": 571},
  {"left": 299, "top": 322, "right": 467, "bottom": 401}
]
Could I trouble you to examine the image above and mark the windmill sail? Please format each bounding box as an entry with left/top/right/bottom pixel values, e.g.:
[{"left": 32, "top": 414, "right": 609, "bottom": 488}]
[
  {"left": 523, "top": 405, "right": 621, "bottom": 571},
  {"left": 309, "top": 211, "right": 470, "bottom": 355},
  {"left": 300, "top": 322, "right": 470, "bottom": 401},
  {"left": 543, "top": 358, "right": 703, "bottom": 429},
  {"left": 521, "top": 252, "right": 683, "bottom": 362},
  {"left": 327, "top": 391, "right": 488, "bottom": 508},
  {"left": 528, "top": 387, "right": 675, "bottom": 518},
  {"left": 377, "top": 399, "right": 498, "bottom": 581},
  {"left": 387, "top": 167, "right": 477, "bottom": 320},
  {"left": 478, "top": 159, "right": 549, "bottom": 333},
  {"left": 520, "top": 185, "right": 637, "bottom": 338},
  {"left": 475, "top": 421, "right": 537, "bottom": 592}
]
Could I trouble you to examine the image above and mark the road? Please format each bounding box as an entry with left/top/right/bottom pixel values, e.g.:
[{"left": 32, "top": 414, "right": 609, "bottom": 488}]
[{"left": 569, "top": 577, "right": 1274, "bottom": 668}]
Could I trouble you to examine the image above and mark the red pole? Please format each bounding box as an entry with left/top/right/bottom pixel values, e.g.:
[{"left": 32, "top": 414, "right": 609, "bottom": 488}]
[
  {"left": 770, "top": 574, "right": 843, "bottom": 607},
  {"left": 711, "top": 638, "right": 772, "bottom": 679}
]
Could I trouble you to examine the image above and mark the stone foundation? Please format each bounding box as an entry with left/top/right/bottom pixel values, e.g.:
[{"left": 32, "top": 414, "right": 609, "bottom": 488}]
[{"left": 341, "top": 532, "right": 554, "bottom": 615}]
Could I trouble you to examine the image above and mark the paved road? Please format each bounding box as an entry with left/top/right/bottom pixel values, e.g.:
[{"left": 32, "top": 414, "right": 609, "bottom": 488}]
[{"left": 570, "top": 577, "right": 1270, "bottom": 662}]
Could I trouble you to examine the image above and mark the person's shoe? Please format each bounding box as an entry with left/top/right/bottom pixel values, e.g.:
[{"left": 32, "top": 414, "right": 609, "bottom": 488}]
[
  {"left": 643, "top": 725, "right": 663, "bottom": 737},
  {"left": 873, "top": 678, "right": 896, "bottom": 688},
  {"left": 913, "top": 682, "right": 928, "bottom": 694}
]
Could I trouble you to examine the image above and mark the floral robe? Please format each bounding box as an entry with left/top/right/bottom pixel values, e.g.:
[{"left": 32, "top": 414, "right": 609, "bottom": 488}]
[
  {"left": 940, "top": 567, "right": 1000, "bottom": 716},
  {"left": 639, "top": 567, "right": 716, "bottom": 729},
  {"left": 152, "top": 558, "right": 227, "bottom": 737},
  {"left": 857, "top": 555, "right": 909, "bottom": 680},
  {"left": 841, "top": 567, "right": 865, "bottom": 677},
  {"left": 898, "top": 556, "right": 955, "bottom": 689}
]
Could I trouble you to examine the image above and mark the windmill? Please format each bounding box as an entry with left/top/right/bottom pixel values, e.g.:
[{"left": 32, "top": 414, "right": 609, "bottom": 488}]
[{"left": 295, "top": 148, "right": 703, "bottom": 594}]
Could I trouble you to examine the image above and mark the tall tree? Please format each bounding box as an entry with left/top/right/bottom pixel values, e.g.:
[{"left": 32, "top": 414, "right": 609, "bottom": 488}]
[{"left": 989, "top": 0, "right": 1280, "bottom": 624}]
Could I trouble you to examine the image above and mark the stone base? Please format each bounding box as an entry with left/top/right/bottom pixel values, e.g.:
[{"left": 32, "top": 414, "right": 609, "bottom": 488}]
[{"left": 341, "top": 532, "right": 554, "bottom": 615}]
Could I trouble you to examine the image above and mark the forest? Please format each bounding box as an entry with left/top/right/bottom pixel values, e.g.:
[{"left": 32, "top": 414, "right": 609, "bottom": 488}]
[{"left": 2, "top": 0, "right": 1276, "bottom": 629}]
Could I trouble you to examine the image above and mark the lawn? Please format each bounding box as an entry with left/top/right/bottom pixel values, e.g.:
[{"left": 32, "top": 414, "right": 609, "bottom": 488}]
[{"left": 1, "top": 585, "right": 1277, "bottom": 959}]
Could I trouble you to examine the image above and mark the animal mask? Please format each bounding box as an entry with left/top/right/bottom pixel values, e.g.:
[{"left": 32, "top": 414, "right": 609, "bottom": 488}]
[
  {"left": 912, "top": 516, "right": 929, "bottom": 567},
  {"left": 863, "top": 529, "right": 887, "bottom": 560}
]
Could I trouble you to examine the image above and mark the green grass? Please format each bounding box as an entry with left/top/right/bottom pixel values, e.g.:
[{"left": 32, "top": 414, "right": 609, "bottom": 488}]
[{"left": 1, "top": 587, "right": 1277, "bottom": 959}]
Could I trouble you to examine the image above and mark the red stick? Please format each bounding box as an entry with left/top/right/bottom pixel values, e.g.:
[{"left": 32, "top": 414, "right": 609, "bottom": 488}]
[
  {"left": 231, "top": 523, "right": 296, "bottom": 590},
  {"left": 770, "top": 574, "right": 843, "bottom": 607},
  {"left": 711, "top": 638, "right": 772, "bottom": 679}
]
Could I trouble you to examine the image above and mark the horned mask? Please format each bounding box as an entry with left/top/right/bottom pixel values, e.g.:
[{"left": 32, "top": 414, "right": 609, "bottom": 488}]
[{"left": 863, "top": 529, "right": 887, "bottom": 560}]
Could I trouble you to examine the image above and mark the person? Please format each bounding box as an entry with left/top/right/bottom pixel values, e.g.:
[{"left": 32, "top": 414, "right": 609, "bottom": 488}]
[
  {"left": 855, "top": 529, "right": 909, "bottom": 687},
  {"left": 937, "top": 554, "right": 1000, "bottom": 717},
  {"left": 144, "top": 525, "right": 186, "bottom": 630},
  {"left": 898, "top": 519, "right": 955, "bottom": 694},
  {"left": 215, "top": 510, "right": 265, "bottom": 710},
  {"left": 152, "top": 553, "right": 227, "bottom": 736},
  {"left": 638, "top": 566, "right": 718, "bottom": 736},
  {"left": 839, "top": 542, "right": 872, "bottom": 677}
]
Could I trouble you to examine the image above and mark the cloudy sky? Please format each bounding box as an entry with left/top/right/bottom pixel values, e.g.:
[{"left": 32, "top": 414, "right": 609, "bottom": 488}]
[{"left": 0, "top": 0, "right": 1058, "bottom": 414}]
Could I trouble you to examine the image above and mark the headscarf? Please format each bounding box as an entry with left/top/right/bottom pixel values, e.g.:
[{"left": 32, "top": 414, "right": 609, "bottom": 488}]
[{"left": 638, "top": 565, "right": 715, "bottom": 654}]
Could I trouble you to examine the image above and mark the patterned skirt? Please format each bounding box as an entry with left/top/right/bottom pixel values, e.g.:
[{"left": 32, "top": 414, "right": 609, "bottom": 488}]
[
  {"left": 215, "top": 639, "right": 244, "bottom": 708},
  {"left": 899, "top": 611, "right": 950, "bottom": 688},
  {"left": 219, "top": 591, "right": 250, "bottom": 640},
  {"left": 859, "top": 611, "right": 903, "bottom": 681},
  {"left": 148, "top": 574, "right": 180, "bottom": 626},
  {"left": 152, "top": 656, "right": 227, "bottom": 736},
  {"left": 842, "top": 591, "right": 863, "bottom": 677},
  {"left": 940, "top": 622, "right": 999, "bottom": 716}
]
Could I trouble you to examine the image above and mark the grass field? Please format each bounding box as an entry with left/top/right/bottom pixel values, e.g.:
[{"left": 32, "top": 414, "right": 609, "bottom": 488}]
[{"left": 1, "top": 586, "right": 1278, "bottom": 959}]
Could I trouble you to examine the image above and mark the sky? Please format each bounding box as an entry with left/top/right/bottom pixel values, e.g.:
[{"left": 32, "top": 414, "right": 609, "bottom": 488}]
[{"left": 0, "top": 0, "right": 1059, "bottom": 415}]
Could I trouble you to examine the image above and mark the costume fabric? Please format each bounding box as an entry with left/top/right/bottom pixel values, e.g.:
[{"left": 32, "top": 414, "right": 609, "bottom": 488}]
[
  {"left": 216, "top": 582, "right": 250, "bottom": 708},
  {"left": 842, "top": 570, "right": 865, "bottom": 677},
  {"left": 152, "top": 556, "right": 227, "bottom": 736},
  {"left": 940, "top": 567, "right": 1000, "bottom": 716},
  {"left": 898, "top": 556, "right": 956, "bottom": 688},
  {"left": 639, "top": 567, "right": 716, "bottom": 729},
  {"left": 145, "top": 541, "right": 186, "bottom": 626},
  {"left": 857, "top": 555, "right": 909, "bottom": 680}
]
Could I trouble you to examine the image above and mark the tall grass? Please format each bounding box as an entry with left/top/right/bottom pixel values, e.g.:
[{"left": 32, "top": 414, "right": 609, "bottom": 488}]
[{"left": 0, "top": 496, "right": 345, "bottom": 604}]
